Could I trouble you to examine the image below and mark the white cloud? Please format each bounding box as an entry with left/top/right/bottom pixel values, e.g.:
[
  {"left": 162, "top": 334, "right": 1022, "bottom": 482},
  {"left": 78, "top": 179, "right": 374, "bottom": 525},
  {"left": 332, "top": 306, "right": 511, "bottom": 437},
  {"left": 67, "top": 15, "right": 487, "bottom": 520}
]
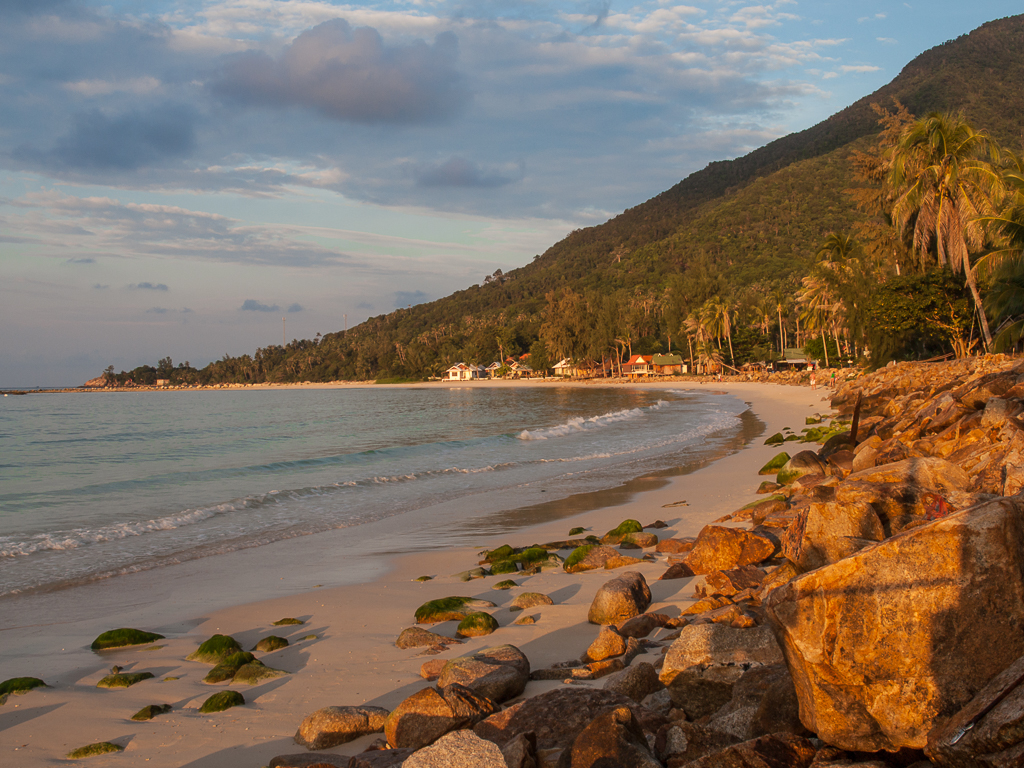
[{"left": 840, "top": 64, "right": 881, "bottom": 73}]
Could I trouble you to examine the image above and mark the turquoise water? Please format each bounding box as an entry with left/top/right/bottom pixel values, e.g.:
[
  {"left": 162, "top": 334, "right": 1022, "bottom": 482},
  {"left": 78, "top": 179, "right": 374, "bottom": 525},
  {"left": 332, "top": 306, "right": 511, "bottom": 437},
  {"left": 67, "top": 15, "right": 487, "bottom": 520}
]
[{"left": 0, "top": 385, "right": 748, "bottom": 596}]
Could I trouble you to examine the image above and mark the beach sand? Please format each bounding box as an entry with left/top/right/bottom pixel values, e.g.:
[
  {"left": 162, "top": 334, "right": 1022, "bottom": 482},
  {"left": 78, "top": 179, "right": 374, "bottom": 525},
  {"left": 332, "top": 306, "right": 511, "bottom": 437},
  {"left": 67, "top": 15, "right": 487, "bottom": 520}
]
[{"left": 0, "top": 380, "right": 828, "bottom": 767}]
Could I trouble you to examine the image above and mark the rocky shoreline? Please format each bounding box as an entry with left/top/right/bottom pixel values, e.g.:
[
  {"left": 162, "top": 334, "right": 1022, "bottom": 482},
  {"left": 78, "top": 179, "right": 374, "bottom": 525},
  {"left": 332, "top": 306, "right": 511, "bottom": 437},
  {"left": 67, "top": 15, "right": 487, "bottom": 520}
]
[{"left": 8, "top": 362, "right": 1023, "bottom": 767}]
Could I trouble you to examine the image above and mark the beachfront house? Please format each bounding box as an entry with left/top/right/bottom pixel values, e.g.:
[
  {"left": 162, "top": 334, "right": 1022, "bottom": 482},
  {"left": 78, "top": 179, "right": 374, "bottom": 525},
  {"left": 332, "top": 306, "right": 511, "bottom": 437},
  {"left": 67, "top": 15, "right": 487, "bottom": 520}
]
[
  {"left": 444, "top": 363, "right": 485, "bottom": 381},
  {"left": 652, "top": 353, "right": 685, "bottom": 375},
  {"left": 623, "top": 354, "right": 654, "bottom": 378},
  {"left": 773, "top": 348, "right": 814, "bottom": 371},
  {"left": 484, "top": 361, "right": 503, "bottom": 378}
]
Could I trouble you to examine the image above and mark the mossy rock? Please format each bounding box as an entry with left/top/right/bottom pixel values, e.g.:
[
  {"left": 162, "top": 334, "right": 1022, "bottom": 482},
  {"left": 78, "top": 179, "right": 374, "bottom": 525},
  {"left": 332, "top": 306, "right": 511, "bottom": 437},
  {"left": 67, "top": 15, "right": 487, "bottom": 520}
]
[
  {"left": 456, "top": 612, "right": 499, "bottom": 638},
  {"left": 131, "top": 703, "right": 172, "bottom": 721},
  {"left": 569, "top": 527, "right": 585, "bottom": 535},
  {"left": 800, "top": 426, "right": 832, "bottom": 443},
  {"left": 0, "top": 677, "right": 46, "bottom": 697},
  {"left": 414, "top": 596, "right": 496, "bottom": 624},
  {"left": 490, "top": 559, "right": 518, "bottom": 575},
  {"left": 806, "top": 415, "right": 822, "bottom": 425},
  {"left": 605, "top": 519, "right": 643, "bottom": 537},
  {"left": 67, "top": 742, "right": 124, "bottom": 759},
  {"left": 415, "top": 575, "right": 434, "bottom": 582},
  {"left": 738, "top": 493, "right": 787, "bottom": 511},
  {"left": 479, "top": 544, "right": 514, "bottom": 563},
  {"left": 784, "top": 435, "right": 802, "bottom": 442},
  {"left": 763, "top": 432, "right": 785, "bottom": 446},
  {"left": 273, "top": 618, "right": 304, "bottom": 626},
  {"left": 253, "top": 635, "right": 289, "bottom": 652},
  {"left": 233, "top": 661, "right": 288, "bottom": 685},
  {"left": 454, "top": 566, "right": 491, "bottom": 582},
  {"left": 187, "top": 634, "right": 243, "bottom": 664},
  {"left": 564, "top": 544, "right": 595, "bottom": 571},
  {"left": 90, "top": 628, "right": 165, "bottom": 651},
  {"left": 204, "top": 652, "right": 255, "bottom": 684},
  {"left": 757, "top": 481, "right": 782, "bottom": 494},
  {"left": 758, "top": 452, "right": 790, "bottom": 475},
  {"left": 492, "top": 580, "right": 518, "bottom": 590},
  {"left": 585, "top": 535, "right": 600, "bottom": 543},
  {"left": 302, "top": 634, "right": 317, "bottom": 640},
  {"left": 199, "top": 690, "right": 245, "bottom": 713},
  {"left": 513, "top": 546, "right": 551, "bottom": 565},
  {"left": 97, "top": 672, "right": 154, "bottom": 689},
  {"left": 776, "top": 468, "right": 804, "bottom": 485}
]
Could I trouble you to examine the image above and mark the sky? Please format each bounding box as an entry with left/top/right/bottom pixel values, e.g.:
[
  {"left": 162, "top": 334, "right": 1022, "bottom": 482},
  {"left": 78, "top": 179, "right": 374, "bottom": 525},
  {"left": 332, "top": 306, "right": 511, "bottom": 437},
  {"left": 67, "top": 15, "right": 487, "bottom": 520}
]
[{"left": 1, "top": 1, "right": 1020, "bottom": 387}]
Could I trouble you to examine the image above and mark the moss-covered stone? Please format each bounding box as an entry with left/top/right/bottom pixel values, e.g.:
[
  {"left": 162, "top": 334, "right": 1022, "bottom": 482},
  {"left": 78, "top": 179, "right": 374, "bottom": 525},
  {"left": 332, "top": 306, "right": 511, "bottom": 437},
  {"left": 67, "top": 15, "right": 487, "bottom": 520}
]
[
  {"left": 784, "top": 435, "right": 802, "bottom": 442},
  {"left": 569, "top": 527, "right": 585, "bottom": 535},
  {"left": 564, "top": 544, "right": 596, "bottom": 571},
  {"left": 90, "top": 628, "right": 165, "bottom": 651},
  {"left": 232, "top": 661, "right": 288, "bottom": 685},
  {"left": 585, "top": 535, "right": 600, "bottom": 543},
  {"left": 97, "top": 672, "right": 154, "bottom": 688},
  {"left": 272, "top": 618, "right": 304, "bottom": 626},
  {"left": 492, "top": 580, "right": 518, "bottom": 590},
  {"left": 302, "top": 634, "right": 317, "bottom": 640},
  {"left": 204, "top": 652, "right": 256, "bottom": 683},
  {"left": 187, "top": 634, "right": 243, "bottom": 664},
  {"left": 415, "top": 575, "right": 434, "bottom": 582},
  {"left": 0, "top": 677, "right": 46, "bottom": 696},
  {"left": 199, "top": 690, "right": 245, "bottom": 713},
  {"left": 67, "top": 742, "right": 124, "bottom": 759},
  {"left": 454, "top": 566, "right": 490, "bottom": 582},
  {"left": 456, "top": 612, "right": 499, "bottom": 638},
  {"left": 131, "top": 704, "right": 172, "bottom": 721},
  {"left": 252, "top": 635, "right": 289, "bottom": 652},
  {"left": 800, "top": 426, "right": 833, "bottom": 443},
  {"left": 764, "top": 432, "right": 785, "bottom": 446},
  {"left": 490, "top": 559, "right": 518, "bottom": 575},
  {"left": 414, "top": 596, "right": 496, "bottom": 624},
  {"left": 605, "top": 519, "right": 643, "bottom": 537},
  {"left": 757, "top": 480, "right": 782, "bottom": 494},
  {"left": 758, "top": 452, "right": 791, "bottom": 475},
  {"left": 806, "top": 415, "right": 822, "bottom": 424},
  {"left": 479, "top": 544, "right": 514, "bottom": 563}
]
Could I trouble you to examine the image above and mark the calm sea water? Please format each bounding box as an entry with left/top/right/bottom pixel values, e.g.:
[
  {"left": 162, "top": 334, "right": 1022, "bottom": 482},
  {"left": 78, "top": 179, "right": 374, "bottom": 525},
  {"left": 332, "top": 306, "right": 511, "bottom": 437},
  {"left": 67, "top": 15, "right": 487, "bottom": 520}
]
[{"left": 0, "top": 386, "right": 749, "bottom": 596}]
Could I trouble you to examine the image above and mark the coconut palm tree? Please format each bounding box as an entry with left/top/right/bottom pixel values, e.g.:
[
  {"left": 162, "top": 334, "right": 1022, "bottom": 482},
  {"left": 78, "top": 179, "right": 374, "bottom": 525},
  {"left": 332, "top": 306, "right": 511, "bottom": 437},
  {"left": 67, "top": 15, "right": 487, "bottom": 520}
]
[{"left": 888, "top": 112, "right": 1003, "bottom": 350}]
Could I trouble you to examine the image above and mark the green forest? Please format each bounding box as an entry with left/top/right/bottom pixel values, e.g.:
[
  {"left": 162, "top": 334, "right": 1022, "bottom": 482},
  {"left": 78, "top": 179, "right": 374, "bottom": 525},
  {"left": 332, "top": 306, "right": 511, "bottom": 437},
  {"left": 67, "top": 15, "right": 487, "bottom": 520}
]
[{"left": 104, "top": 16, "right": 1024, "bottom": 388}]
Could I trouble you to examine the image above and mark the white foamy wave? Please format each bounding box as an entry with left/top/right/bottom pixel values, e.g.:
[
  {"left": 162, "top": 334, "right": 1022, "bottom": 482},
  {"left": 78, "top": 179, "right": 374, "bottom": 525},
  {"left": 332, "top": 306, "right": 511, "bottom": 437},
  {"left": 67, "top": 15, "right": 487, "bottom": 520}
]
[{"left": 518, "top": 401, "right": 666, "bottom": 441}]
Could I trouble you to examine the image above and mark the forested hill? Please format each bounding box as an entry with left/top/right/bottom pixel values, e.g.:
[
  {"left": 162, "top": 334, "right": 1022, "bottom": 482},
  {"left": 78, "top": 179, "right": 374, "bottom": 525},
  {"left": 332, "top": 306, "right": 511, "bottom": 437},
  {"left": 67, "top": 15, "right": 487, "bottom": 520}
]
[{"left": 119, "top": 15, "right": 1024, "bottom": 386}]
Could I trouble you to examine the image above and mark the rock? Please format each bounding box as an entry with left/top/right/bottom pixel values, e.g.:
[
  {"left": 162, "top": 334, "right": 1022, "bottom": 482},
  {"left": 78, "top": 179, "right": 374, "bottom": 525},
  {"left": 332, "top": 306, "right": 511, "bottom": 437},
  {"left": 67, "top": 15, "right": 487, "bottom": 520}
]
[
  {"left": 66, "top": 742, "right": 124, "bottom": 759},
  {"left": 403, "top": 729, "right": 507, "bottom": 768},
  {"left": 603, "top": 662, "right": 664, "bottom": 702},
  {"left": 415, "top": 597, "right": 497, "bottom": 624},
  {"left": 981, "top": 396, "right": 1015, "bottom": 430},
  {"left": 453, "top": 567, "right": 490, "bottom": 582},
  {"left": 845, "top": 456, "right": 970, "bottom": 494},
  {"left": 421, "top": 660, "right": 446, "bottom": 680},
  {"left": 786, "top": 501, "right": 885, "bottom": 571},
  {"left": 131, "top": 704, "right": 172, "bottom": 721},
  {"left": 500, "top": 732, "right": 538, "bottom": 768},
  {"left": 697, "top": 566, "right": 766, "bottom": 598},
  {"left": 456, "top": 612, "right": 499, "bottom": 638},
  {"left": 473, "top": 687, "right": 665, "bottom": 751},
  {"left": 777, "top": 451, "right": 828, "bottom": 485},
  {"left": 274, "top": 618, "right": 305, "bottom": 626},
  {"left": 684, "top": 526, "right": 776, "bottom": 575},
  {"left": 233, "top": 660, "right": 288, "bottom": 685},
  {"left": 645, "top": 520, "right": 668, "bottom": 529},
  {"left": 604, "top": 554, "right": 645, "bottom": 568},
  {"left": 90, "top": 628, "right": 165, "bottom": 651},
  {"left": 617, "top": 613, "right": 670, "bottom": 638},
  {"left": 199, "top": 690, "right": 245, "bottom": 713},
  {"left": 852, "top": 442, "right": 880, "bottom": 471},
  {"left": 588, "top": 572, "right": 652, "bottom": 625},
  {"left": 513, "top": 615, "right": 536, "bottom": 625},
  {"left": 509, "top": 592, "right": 553, "bottom": 611},
  {"left": 0, "top": 677, "right": 47, "bottom": 697},
  {"left": 564, "top": 545, "right": 620, "bottom": 573},
  {"left": 187, "top": 634, "right": 243, "bottom": 664},
  {"left": 254, "top": 635, "right": 289, "bottom": 652},
  {"left": 656, "top": 538, "right": 695, "bottom": 554},
  {"left": 269, "top": 754, "right": 356, "bottom": 768},
  {"left": 704, "top": 663, "right": 804, "bottom": 742},
  {"left": 605, "top": 519, "right": 644, "bottom": 538},
  {"left": 660, "top": 562, "right": 696, "bottom": 580},
  {"left": 438, "top": 645, "right": 530, "bottom": 704},
  {"left": 97, "top": 671, "right": 154, "bottom": 688},
  {"left": 294, "top": 706, "right": 390, "bottom": 749},
  {"left": 655, "top": 721, "right": 740, "bottom": 765},
  {"left": 396, "top": 627, "right": 464, "bottom": 649},
  {"left": 584, "top": 626, "right": 628, "bottom": 662},
  {"left": 384, "top": 683, "right": 499, "bottom": 750},
  {"left": 204, "top": 652, "right": 256, "bottom": 683},
  {"left": 492, "top": 580, "right": 518, "bottom": 590},
  {"left": 764, "top": 432, "right": 785, "bottom": 446},
  {"left": 765, "top": 496, "right": 1024, "bottom": 752},
  {"left": 759, "top": 452, "right": 791, "bottom": 475},
  {"left": 564, "top": 706, "right": 662, "bottom": 768},
  {"left": 684, "top": 732, "right": 816, "bottom": 768}
]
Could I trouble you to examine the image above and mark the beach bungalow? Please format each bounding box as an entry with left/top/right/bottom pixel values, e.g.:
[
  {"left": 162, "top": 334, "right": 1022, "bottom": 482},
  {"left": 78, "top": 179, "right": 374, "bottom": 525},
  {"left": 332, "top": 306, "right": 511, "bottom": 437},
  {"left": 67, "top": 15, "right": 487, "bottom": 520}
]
[
  {"left": 652, "top": 353, "right": 685, "bottom": 376},
  {"left": 773, "top": 348, "right": 814, "bottom": 371},
  {"left": 623, "top": 354, "right": 654, "bottom": 378},
  {"left": 444, "top": 363, "right": 485, "bottom": 381},
  {"left": 484, "top": 361, "right": 503, "bottom": 378},
  {"left": 552, "top": 358, "right": 575, "bottom": 377}
]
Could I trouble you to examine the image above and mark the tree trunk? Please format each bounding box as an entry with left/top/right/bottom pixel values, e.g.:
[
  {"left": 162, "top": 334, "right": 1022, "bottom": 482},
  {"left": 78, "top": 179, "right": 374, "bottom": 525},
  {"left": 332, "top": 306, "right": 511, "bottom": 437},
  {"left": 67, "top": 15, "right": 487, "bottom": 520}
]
[{"left": 964, "top": 263, "right": 993, "bottom": 351}]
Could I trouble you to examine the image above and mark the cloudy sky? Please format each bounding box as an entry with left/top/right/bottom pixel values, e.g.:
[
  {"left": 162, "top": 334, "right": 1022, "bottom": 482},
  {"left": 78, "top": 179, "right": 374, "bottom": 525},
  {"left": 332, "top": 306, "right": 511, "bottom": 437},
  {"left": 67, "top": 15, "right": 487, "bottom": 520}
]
[{"left": 1, "top": 0, "right": 1019, "bottom": 386}]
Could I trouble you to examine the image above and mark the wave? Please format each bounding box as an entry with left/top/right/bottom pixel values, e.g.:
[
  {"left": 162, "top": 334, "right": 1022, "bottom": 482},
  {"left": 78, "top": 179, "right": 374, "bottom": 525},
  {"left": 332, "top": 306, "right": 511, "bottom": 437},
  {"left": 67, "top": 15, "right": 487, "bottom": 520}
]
[{"left": 517, "top": 401, "right": 666, "bottom": 441}]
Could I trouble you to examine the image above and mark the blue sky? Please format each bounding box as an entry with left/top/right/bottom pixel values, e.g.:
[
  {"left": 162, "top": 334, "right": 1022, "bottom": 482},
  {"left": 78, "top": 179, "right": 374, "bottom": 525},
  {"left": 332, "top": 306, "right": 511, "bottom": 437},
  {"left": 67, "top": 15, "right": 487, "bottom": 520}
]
[{"left": 1, "top": 0, "right": 1020, "bottom": 386}]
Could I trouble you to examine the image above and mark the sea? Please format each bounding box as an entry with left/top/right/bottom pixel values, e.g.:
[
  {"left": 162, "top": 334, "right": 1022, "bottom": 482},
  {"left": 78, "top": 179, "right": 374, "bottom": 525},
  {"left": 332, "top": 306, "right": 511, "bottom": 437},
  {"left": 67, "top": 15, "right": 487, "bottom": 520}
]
[{"left": 0, "top": 385, "right": 756, "bottom": 599}]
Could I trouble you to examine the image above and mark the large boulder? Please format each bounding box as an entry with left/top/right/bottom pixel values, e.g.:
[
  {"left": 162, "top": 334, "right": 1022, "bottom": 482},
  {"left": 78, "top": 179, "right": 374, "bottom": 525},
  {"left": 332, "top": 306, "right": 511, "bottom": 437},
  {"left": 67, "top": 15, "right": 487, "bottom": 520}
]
[
  {"left": 765, "top": 497, "right": 1024, "bottom": 752},
  {"left": 402, "top": 729, "right": 507, "bottom": 768},
  {"left": 293, "top": 706, "right": 389, "bottom": 750},
  {"left": 396, "top": 628, "right": 463, "bottom": 649},
  {"left": 602, "top": 661, "right": 664, "bottom": 703},
  {"left": 587, "top": 572, "right": 651, "bottom": 625},
  {"left": 437, "top": 646, "right": 530, "bottom": 704},
  {"left": 844, "top": 456, "right": 970, "bottom": 494},
  {"left": 384, "top": 683, "right": 498, "bottom": 751},
  {"left": 702, "top": 663, "right": 805, "bottom": 742},
  {"left": 563, "top": 706, "right": 662, "bottom": 768},
  {"left": 776, "top": 451, "right": 828, "bottom": 485},
  {"left": 783, "top": 501, "right": 885, "bottom": 571},
  {"left": 564, "top": 545, "right": 620, "bottom": 573},
  {"left": 684, "top": 732, "right": 816, "bottom": 768},
  {"left": 684, "top": 526, "right": 776, "bottom": 575}
]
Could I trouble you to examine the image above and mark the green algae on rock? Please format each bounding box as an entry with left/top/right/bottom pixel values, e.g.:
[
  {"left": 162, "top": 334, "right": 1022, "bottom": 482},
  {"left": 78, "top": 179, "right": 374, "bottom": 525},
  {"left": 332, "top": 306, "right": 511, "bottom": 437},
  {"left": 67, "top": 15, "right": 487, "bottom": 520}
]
[
  {"left": 273, "top": 617, "right": 304, "bottom": 626},
  {"left": 605, "top": 520, "right": 643, "bottom": 538},
  {"left": 253, "top": 635, "right": 289, "bottom": 652},
  {"left": 414, "top": 596, "right": 497, "bottom": 624},
  {"left": 199, "top": 690, "right": 245, "bottom": 713},
  {"left": 90, "top": 628, "right": 165, "bottom": 651},
  {"left": 415, "top": 575, "right": 434, "bottom": 582},
  {"left": 564, "top": 544, "right": 596, "bottom": 572},
  {"left": 764, "top": 432, "right": 785, "bottom": 446},
  {"left": 453, "top": 566, "right": 490, "bottom": 582},
  {"left": 509, "top": 592, "right": 554, "bottom": 612},
  {"left": 489, "top": 559, "right": 518, "bottom": 575},
  {"left": 758, "top": 452, "right": 791, "bottom": 475},
  {"left": 204, "top": 652, "right": 255, "bottom": 684},
  {"left": 97, "top": 672, "right": 154, "bottom": 689},
  {"left": 492, "top": 580, "right": 518, "bottom": 590},
  {"left": 569, "top": 526, "right": 585, "bottom": 535},
  {"left": 456, "top": 612, "right": 499, "bottom": 638},
  {"left": 67, "top": 742, "right": 123, "bottom": 759},
  {"left": 302, "top": 634, "right": 317, "bottom": 640},
  {"left": 0, "top": 677, "right": 47, "bottom": 697},
  {"left": 131, "top": 703, "right": 172, "bottom": 721},
  {"left": 232, "top": 661, "right": 288, "bottom": 685},
  {"left": 187, "top": 634, "right": 242, "bottom": 664}
]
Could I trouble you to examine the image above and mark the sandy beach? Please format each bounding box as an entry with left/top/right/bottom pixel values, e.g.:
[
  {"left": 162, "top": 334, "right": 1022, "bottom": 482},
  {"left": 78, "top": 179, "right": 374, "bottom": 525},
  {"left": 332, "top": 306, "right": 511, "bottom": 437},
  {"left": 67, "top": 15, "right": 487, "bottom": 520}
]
[{"left": 0, "top": 380, "right": 828, "bottom": 767}]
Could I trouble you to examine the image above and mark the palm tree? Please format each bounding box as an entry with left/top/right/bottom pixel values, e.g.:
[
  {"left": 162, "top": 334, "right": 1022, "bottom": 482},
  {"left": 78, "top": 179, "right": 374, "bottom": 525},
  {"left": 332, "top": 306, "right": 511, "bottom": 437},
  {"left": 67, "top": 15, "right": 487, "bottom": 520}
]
[
  {"left": 980, "top": 151, "right": 1024, "bottom": 349},
  {"left": 888, "top": 112, "right": 1003, "bottom": 350}
]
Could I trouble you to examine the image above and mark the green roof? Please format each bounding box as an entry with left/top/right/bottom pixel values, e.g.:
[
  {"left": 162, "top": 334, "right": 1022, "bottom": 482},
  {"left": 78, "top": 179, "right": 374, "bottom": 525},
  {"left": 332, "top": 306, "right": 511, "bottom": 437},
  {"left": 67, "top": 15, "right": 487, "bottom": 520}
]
[{"left": 652, "top": 354, "right": 683, "bottom": 365}]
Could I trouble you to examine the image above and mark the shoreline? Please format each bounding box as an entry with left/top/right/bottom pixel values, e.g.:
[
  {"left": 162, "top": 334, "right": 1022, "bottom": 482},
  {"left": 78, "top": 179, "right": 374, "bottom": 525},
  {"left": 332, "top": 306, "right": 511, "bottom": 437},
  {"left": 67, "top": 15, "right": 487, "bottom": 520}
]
[{"left": 0, "top": 381, "right": 827, "bottom": 766}]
